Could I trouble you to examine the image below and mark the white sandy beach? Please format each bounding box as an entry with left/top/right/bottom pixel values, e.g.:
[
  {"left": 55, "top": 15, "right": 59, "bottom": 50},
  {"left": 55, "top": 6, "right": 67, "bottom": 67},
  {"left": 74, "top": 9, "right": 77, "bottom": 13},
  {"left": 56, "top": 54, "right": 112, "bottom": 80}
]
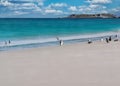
[{"left": 0, "top": 41, "right": 120, "bottom": 86}]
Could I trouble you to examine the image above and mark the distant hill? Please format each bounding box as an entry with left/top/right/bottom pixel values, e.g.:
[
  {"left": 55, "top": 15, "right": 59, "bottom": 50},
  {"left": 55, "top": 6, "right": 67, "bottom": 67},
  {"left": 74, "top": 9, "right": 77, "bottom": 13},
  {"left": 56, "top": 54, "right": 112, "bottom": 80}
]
[{"left": 65, "top": 13, "right": 119, "bottom": 18}]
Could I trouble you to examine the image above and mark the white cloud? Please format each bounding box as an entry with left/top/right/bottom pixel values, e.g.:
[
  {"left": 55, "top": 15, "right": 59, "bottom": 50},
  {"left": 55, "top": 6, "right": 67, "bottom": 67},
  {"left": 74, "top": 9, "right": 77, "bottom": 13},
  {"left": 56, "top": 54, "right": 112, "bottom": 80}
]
[
  {"left": 48, "top": 3, "right": 67, "bottom": 8},
  {"left": 43, "top": 3, "right": 67, "bottom": 15},
  {"left": 89, "top": 4, "right": 106, "bottom": 9},
  {"left": 109, "top": 7, "right": 120, "bottom": 16},
  {"left": 100, "top": 10, "right": 108, "bottom": 13},
  {"left": 67, "top": 0, "right": 108, "bottom": 14},
  {"left": 0, "top": 0, "right": 13, "bottom": 6},
  {"left": 68, "top": 6, "right": 77, "bottom": 11},
  {"left": 68, "top": 4, "right": 108, "bottom": 14},
  {"left": 11, "top": 3, "right": 36, "bottom": 10},
  {"left": 14, "top": 11, "right": 28, "bottom": 15},
  {"left": 89, "top": 4, "right": 99, "bottom": 8},
  {"left": 45, "top": 9, "right": 63, "bottom": 14},
  {"left": 81, "top": 5, "right": 107, "bottom": 13},
  {"left": 11, "top": 0, "right": 44, "bottom": 3},
  {"left": 0, "top": 0, "right": 117, "bottom": 17},
  {"left": 86, "top": 0, "right": 112, "bottom": 4},
  {"left": 0, "top": 0, "right": 43, "bottom": 15},
  {"left": 111, "top": 7, "right": 120, "bottom": 12}
]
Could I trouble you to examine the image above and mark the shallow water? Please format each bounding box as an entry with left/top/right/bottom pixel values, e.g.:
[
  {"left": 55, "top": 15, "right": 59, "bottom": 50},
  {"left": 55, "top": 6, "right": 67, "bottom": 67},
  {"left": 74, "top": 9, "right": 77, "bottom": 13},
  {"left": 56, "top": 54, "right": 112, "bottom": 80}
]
[{"left": 0, "top": 18, "right": 120, "bottom": 50}]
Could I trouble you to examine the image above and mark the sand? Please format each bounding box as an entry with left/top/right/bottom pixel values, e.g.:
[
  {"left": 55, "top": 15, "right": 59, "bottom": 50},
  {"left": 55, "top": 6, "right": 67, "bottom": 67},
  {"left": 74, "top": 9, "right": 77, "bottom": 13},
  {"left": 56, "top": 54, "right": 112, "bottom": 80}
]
[{"left": 0, "top": 41, "right": 120, "bottom": 86}]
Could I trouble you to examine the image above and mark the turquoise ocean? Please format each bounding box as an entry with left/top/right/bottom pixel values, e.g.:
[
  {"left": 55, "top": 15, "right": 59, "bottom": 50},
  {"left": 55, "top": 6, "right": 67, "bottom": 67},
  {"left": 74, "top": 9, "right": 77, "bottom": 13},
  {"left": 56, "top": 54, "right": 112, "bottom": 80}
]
[{"left": 0, "top": 18, "right": 120, "bottom": 51}]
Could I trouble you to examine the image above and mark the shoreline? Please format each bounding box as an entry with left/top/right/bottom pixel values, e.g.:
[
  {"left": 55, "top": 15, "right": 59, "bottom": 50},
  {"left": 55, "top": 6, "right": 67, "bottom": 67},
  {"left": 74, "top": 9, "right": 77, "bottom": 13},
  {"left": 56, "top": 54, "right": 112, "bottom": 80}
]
[
  {"left": 0, "top": 38, "right": 119, "bottom": 53},
  {"left": 0, "top": 32, "right": 119, "bottom": 51}
]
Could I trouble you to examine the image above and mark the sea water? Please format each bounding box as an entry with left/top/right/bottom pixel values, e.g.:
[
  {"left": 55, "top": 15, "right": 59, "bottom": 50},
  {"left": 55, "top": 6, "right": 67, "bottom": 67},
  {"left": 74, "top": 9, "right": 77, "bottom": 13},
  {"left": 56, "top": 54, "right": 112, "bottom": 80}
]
[{"left": 0, "top": 18, "right": 120, "bottom": 51}]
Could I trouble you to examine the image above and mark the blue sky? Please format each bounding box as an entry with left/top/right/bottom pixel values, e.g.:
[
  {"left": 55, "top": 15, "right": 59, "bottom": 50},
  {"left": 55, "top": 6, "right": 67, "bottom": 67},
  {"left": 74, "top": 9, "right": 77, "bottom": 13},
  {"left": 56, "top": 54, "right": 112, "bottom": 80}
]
[{"left": 0, "top": 0, "right": 120, "bottom": 18}]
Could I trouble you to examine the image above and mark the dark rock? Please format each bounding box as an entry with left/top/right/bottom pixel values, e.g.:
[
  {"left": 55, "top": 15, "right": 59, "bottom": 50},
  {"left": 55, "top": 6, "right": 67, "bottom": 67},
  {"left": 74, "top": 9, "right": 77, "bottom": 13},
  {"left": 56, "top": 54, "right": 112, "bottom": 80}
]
[{"left": 65, "top": 13, "right": 118, "bottom": 18}]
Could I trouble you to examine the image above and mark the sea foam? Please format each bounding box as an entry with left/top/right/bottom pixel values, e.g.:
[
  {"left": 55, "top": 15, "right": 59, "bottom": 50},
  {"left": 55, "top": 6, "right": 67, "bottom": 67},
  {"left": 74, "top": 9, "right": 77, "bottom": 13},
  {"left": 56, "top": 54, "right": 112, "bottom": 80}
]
[{"left": 0, "top": 31, "right": 119, "bottom": 48}]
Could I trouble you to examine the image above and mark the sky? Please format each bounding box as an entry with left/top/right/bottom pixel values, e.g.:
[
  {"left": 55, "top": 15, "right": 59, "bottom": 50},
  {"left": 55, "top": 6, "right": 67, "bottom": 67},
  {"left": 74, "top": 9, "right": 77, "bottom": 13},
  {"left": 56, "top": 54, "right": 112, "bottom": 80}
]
[{"left": 0, "top": 0, "right": 120, "bottom": 18}]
